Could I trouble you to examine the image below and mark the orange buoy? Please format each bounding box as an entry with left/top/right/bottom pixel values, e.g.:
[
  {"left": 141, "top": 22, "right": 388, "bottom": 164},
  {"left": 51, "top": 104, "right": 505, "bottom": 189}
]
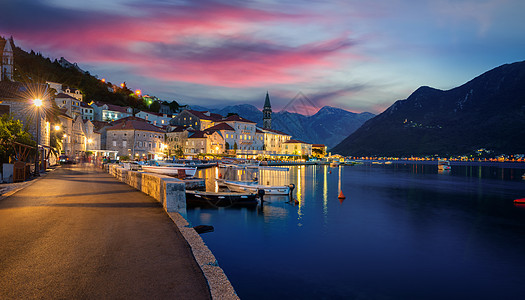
[
  {"left": 338, "top": 190, "right": 346, "bottom": 200},
  {"left": 218, "top": 173, "right": 222, "bottom": 178}
]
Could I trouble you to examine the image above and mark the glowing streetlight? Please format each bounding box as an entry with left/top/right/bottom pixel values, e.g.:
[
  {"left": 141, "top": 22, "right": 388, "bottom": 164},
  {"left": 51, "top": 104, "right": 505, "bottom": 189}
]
[
  {"left": 135, "top": 89, "right": 141, "bottom": 96},
  {"left": 88, "top": 138, "right": 93, "bottom": 144},
  {"left": 54, "top": 125, "right": 61, "bottom": 131},
  {"left": 33, "top": 98, "right": 42, "bottom": 176}
]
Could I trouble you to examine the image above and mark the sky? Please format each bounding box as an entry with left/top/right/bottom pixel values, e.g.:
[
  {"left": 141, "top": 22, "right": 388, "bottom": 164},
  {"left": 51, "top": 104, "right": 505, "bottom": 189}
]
[{"left": 1, "top": 0, "right": 525, "bottom": 115}]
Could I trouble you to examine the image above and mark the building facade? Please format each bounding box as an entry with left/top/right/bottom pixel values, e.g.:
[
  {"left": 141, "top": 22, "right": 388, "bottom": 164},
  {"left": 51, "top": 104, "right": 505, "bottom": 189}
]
[
  {"left": 169, "top": 110, "right": 223, "bottom": 131},
  {"left": 106, "top": 117, "right": 165, "bottom": 159},
  {"left": 282, "top": 139, "right": 312, "bottom": 157},
  {"left": 0, "top": 37, "right": 14, "bottom": 81},
  {"left": 136, "top": 111, "right": 173, "bottom": 126},
  {"left": 91, "top": 102, "right": 133, "bottom": 122}
]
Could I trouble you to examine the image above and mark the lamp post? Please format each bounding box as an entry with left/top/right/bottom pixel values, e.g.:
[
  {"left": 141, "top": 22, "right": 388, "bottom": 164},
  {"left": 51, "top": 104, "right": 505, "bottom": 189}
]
[{"left": 33, "top": 98, "right": 42, "bottom": 176}]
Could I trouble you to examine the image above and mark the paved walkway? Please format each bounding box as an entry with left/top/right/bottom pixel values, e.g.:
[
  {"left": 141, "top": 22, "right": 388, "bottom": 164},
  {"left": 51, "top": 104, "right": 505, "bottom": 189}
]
[{"left": 0, "top": 164, "right": 211, "bottom": 299}]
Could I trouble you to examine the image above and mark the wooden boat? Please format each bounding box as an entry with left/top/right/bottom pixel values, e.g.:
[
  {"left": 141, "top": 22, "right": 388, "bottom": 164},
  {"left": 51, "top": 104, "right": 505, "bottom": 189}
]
[
  {"left": 218, "top": 179, "right": 294, "bottom": 196},
  {"left": 185, "top": 190, "right": 258, "bottom": 207},
  {"left": 438, "top": 159, "right": 451, "bottom": 171},
  {"left": 141, "top": 165, "right": 197, "bottom": 177}
]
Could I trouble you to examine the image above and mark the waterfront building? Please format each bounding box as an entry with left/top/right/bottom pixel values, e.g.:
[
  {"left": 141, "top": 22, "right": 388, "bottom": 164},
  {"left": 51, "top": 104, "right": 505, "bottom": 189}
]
[
  {"left": 184, "top": 130, "right": 225, "bottom": 156},
  {"left": 221, "top": 114, "right": 264, "bottom": 154},
  {"left": 136, "top": 110, "right": 173, "bottom": 126},
  {"left": 0, "top": 36, "right": 14, "bottom": 81},
  {"left": 106, "top": 116, "right": 165, "bottom": 159},
  {"left": 263, "top": 91, "right": 272, "bottom": 130},
  {"left": 169, "top": 109, "right": 223, "bottom": 130},
  {"left": 282, "top": 139, "right": 312, "bottom": 157},
  {"left": 312, "top": 144, "right": 327, "bottom": 158},
  {"left": 260, "top": 128, "right": 291, "bottom": 154},
  {"left": 91, "top": 102, "right": 133, "bottom": 122}
]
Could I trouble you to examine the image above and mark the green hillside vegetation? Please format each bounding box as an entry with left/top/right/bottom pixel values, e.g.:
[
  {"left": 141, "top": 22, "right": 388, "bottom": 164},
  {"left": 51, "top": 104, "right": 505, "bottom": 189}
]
[{"left": 8, "top": 40, "right": 184, "bottom": 112}]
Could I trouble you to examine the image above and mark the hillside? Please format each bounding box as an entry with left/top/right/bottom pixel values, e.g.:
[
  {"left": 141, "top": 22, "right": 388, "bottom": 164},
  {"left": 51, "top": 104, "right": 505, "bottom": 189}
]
[
  {"left": 9, "top": 38, "right": 146, "bottom": 110},
  {"left": 332, "top": 60, "right": 525, "bottom": 156},
  {"left": 193, "top": 104, "right": 374, "bottom": 148}
]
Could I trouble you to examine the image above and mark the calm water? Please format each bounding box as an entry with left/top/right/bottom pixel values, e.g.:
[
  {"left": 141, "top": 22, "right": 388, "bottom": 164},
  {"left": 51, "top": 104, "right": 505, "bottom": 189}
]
[{"left": 189, "top": 163, "right": 525, "bottom": 299}]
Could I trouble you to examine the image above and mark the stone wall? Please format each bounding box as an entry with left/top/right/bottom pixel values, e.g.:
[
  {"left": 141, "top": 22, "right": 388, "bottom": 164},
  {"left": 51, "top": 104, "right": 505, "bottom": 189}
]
[{"left": 106, "top": 164, "right": 186, "bottom": 215}]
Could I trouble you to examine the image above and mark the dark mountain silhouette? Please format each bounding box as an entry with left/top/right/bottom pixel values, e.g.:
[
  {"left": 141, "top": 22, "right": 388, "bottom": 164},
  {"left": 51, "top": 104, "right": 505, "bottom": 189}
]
[{"left": 332, "top": 60, "right": 525, "bottom": 156}]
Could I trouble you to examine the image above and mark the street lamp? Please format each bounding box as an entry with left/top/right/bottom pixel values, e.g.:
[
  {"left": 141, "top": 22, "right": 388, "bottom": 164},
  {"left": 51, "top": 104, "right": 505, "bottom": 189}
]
[{"left": 33, "top": 98, "right": 42, "bottom": 176}]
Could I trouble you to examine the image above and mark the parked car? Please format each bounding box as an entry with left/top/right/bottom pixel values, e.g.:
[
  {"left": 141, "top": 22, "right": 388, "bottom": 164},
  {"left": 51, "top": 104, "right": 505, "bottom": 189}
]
[{"left": 59, "top": 155, "right": 75, "bottom": 164}]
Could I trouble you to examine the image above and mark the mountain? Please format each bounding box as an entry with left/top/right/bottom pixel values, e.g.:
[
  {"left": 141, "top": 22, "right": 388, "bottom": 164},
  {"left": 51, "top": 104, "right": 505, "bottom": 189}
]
[
  {"left": 189, "top": 104, "right": 374, "bottom": 148},
  {"left": 332, "top": 60, "right": 525, "bottom": 156}
]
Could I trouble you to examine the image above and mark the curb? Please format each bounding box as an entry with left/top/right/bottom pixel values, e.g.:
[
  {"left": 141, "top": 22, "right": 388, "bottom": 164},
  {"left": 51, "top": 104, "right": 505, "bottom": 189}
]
[{"left": 168, "top": 212, "right": 239, "bottom": 300}]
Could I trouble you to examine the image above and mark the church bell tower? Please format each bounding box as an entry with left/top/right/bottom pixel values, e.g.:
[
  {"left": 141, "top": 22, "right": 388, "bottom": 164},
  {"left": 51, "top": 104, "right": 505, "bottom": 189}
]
[{"left": 263, "top": 91, "right": 272, "bottom": 129}]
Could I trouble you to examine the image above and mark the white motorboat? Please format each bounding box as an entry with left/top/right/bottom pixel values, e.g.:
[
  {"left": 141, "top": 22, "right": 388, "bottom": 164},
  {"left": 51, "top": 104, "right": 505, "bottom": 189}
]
[
  {"left": 218, "top": 179, "right": 294, "bottom": 196},
  {"left": 437, "top": 159, "right": 451, "bottom": 171},
  {"left": 141, "top": 165, "right": 197, "bottom": 177}
]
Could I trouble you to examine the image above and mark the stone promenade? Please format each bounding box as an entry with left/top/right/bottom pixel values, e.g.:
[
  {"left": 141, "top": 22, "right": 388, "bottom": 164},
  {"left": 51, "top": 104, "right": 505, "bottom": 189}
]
[{"left": 0, "top": 164, "right": 211, "bottom": 299}]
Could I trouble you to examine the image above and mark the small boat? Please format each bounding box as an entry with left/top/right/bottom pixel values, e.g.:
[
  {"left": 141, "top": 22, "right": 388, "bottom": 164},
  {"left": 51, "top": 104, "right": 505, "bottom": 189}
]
[
  {"left": 514, "top": 198, "right": 525, "bottom": 204},
  {"left": 185, "top": 190, "right": 258, "bottom": 207},
  {"left": 330, "top": 162, "right": 340, "bottom": 167},
  {"left": 141, "top": 165, "right": 197, "bottom": 177},
  {"left": 438, "top": 159, "right": 451, "bottom": 171},
  {"left": 218, "top": 179, "right": 294, "bottom": 196}
]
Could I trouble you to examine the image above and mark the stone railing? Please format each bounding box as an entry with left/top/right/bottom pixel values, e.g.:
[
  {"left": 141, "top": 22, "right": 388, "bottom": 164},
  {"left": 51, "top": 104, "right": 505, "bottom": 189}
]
[{"left": 106, "top": 164, "right": 186, "bottom": 215}]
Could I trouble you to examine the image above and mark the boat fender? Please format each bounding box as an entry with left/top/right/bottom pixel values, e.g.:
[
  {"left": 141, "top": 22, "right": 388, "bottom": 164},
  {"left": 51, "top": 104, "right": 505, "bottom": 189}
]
[{"left": 193, "top": 225, "right": 214, "bottom": 234}]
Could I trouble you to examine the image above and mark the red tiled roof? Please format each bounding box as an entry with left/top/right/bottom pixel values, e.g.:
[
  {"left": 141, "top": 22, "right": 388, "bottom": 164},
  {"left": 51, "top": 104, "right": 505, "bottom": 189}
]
[
  {"left": 55, "top": 92, "right": 78, "bottom": 100},
  {"left": 188, "top": 131, "right": 208, "bottom": 139},
  {"left": 80, "top": 101, "right": 91, "bottom": 108},
  {"left": 169, "top": 125, "right": 189, "bottom": 132},
  {"left": 205, "top": 123, "right": 235, "bottom": 132},
  {"left": 223, "top": 114, "right": 256, "bottom": 123},
  {"left": 91, "top": 120, "right": 109, "bottom": 131},
  {"left": 95, "top": 101, "right": 132, "bottom": 114},
  {"left": 186, "top": 110, "right": 223, "bottom": 121},
  {"left": 285, "top": 139, "right": 311, "bottom": 144},
  {"left": 263, "top": 128, "right": 290, "bottom": 136},
  {"left": 107, "top": 117, "right": 164, "bottom": 133}
]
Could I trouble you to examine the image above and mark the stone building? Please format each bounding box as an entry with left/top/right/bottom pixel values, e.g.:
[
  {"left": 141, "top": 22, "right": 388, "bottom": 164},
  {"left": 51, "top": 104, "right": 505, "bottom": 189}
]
[
  {"left": 282, "top": 139, "right": 312, "bottom": 157},
  {"left": 169, "top": 109, "right": 223, "bottom": 130},
  {"left": 106, "top": 117, "right": 165, "bottom": 159},
  {"left": 0, "top": 37, "right": 14, "bottom": 81},
  {"left": 91, "top": 102, "right": 133, "bottom": 122}
]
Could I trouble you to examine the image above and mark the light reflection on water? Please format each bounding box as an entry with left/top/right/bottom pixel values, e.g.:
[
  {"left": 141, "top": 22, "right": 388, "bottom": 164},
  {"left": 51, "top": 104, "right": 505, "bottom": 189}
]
[{"left": 190, "top": 163, "right": 525, "bottom": 299}]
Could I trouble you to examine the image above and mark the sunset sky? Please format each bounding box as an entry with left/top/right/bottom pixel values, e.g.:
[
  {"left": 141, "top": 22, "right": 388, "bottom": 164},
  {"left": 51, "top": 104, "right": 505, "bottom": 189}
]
[{"left": 2, "top": 0, "right": 524, "bottom": 114}]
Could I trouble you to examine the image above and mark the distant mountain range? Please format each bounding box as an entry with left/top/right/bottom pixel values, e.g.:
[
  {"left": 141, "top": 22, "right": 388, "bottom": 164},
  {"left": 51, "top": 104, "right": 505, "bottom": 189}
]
[
  {"left": 191, "top": 104, "right": 374, "bottom": 148},
  {"left": 332, "top": 60, "right": 525, "bottom": 156}
]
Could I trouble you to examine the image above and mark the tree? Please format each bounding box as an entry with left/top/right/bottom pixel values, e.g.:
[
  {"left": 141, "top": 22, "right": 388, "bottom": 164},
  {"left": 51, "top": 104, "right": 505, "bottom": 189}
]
[
  {"left": 0, "top": 114, "right": 35, "bottom": 163},
  {"left": 149, "top": 101, "right": 161, "bottom": 113}
]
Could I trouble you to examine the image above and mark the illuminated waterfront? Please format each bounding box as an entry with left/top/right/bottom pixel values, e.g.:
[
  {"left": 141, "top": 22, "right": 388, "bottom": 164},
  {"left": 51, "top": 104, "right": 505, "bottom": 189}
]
[{"left": 191, "top": 163, "right": 525, "bottom": 299}]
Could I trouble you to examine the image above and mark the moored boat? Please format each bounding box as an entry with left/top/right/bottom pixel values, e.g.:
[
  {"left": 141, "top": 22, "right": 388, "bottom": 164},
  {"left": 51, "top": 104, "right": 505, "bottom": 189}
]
[
  {"left": 186, "top": 190, "right": 258, "bottom": 207},
  {"left": 141, "top": 165, "right": 197, "bottom": 177},
  {"left": 438, "top": 159, "right": 451, "bottom": 171},
  {"left": 218, "top": 179, "right": 294, "bottom": 196},
  {"left": 514, "top": 198, "right": 525, "bottom": 204}
]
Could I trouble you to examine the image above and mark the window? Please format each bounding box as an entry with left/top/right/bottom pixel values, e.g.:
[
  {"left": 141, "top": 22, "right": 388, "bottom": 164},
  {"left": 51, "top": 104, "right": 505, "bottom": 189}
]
[
  {"left": 226, "top": 134, "right": 229, "bottom": 138},
  {"left": 123, "top": 141, "right": 127, "bottom": 147},
  {"left": 112, "top": 141, "right": 116, "bottom": 147}
]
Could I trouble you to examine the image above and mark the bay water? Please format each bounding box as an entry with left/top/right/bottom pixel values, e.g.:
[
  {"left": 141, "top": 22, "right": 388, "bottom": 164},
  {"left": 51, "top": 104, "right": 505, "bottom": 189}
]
[{"left": 190, "top": 163, "right": 525, "bottom": 299}]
